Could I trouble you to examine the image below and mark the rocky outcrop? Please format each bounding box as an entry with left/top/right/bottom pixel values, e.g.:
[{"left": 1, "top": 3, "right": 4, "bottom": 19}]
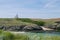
[
  {"left": 0, "top": 25, "right": 26, "bottom": 31},
  {"left": 7, "top": 25, "right": 26, "bottom": 31},
  {"left": 56, "top": 27, "right": 60, "bottom": 30},
  {"left": 0, "top": 26, "right": 6, "bottom": 30},
  {"left": 0, "top": 25, "right": 43, "bottom": 32},
  {"left": 23, "top": 25, "right": 43, "bottom": 32}
]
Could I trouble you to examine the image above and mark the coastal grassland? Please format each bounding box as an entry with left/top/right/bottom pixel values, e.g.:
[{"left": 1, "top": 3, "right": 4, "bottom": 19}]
[
  {"left": 0, "top": 30, "right": 60, "bottom": 40},
  {"left": 0, "top": 18, "right": 36, "bottom": 26},
  {"left": 0, "top": 30, "right": 29, "bottom": 40},
  {"left": 0, "top": 18, "right": 60, "bottom": 31},
  {"left": 0, "top": 18, "right": 58, "bottom": 26}
]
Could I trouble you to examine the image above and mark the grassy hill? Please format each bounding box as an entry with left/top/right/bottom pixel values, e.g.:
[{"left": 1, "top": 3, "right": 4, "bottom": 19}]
[
  {"left": 0, "top": 18, "right": 60, "bottom": 26},
  {"left": 31, "top": 18, "right": 60, "bottom": 24}
]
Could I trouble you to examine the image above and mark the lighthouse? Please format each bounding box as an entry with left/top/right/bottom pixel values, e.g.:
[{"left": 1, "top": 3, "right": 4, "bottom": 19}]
[{"left": 15, "top": 13, "right": 19, "bottom": 20}]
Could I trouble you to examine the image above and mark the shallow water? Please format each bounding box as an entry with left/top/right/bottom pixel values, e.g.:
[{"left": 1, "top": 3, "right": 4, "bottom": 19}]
[
  {"left": 25, "top": 32, "right": 60, "bottom": 36},
  {"left": 24, "top": 32, "right": 60, "bottom": 40}
]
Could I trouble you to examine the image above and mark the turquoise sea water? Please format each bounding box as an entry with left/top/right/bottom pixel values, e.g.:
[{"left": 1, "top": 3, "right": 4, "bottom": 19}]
[
  {"left": 25, "top": 32, "right": 60, "bottom": 36},
  {"left": 24, "top": 32, "right": 60, "bottom": 40}
]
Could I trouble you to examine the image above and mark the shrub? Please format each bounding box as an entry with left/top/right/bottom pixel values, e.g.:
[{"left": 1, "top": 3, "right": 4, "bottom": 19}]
[
  {"left": 33, "top": 21, "right": 45, "bottom": 26},
  {"left": 13, "top": 34, "right": 29, "bottom": 40},
  {"left": 3, "top": 32, "right": 14, "bottom": 40},
  {"left": 18, "top": 18, "right": 45, "bottom": 26},
  {"left": 1, "top": 31, "right": 30, "bottom": 40}
]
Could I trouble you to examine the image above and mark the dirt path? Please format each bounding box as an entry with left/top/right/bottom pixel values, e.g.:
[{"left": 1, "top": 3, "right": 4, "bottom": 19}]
[{"left": 41, "top": 26, "right": 54, "bottom": 31}]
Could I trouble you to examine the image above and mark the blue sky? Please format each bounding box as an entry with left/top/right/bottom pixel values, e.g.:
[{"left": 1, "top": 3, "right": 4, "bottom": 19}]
[{"left": 0, "top": 0, "right": 60, "bottom": 19}]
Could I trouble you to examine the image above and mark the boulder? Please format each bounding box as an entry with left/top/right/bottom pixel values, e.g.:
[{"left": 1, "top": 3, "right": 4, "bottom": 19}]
[
  {"left": 23, "top": 25, "right": 43, "bottom": 32},
  {"left": 56, "top": 27, "right": 60, "bottom": 30},
  {"left": 0, "top": 25, "right": 43, "bottom": 32},
  {"left": 7, "top": 26, "right": 17, "bottom": 31},
  {"left": 23, "top": 26, "right": 33, "bottom": 31},
  {"left": 0, "top": 26, "right": 4, "bottom": 29},
  {"left": 0, "top": 26, "right": 6, "bottom": 30},
  {"left": 6, "top": 25, "right": 26, "bottom": 31}
]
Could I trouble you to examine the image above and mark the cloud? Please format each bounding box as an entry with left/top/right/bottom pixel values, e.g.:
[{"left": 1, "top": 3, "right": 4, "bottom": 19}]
[{"left": 43, "top": 0, "right": 57, "bottom": 8}]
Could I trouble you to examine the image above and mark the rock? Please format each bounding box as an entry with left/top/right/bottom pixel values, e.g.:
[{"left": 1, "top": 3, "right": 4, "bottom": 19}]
[
  {"left": 18, "top": 25, "right": 26, "bottom": 31},
  {"left": 7, "top": 26, "right": 17, "bottom": 31},
  {"left": 23, "top": 25, "right": 43, "bottom": 32},
  {"left": 6, "top": 25, "right": 26, "bottom": 31},
  {"left": 32, "top": 26, "right": 42, "bottom": 30},
  {"left": 23, "top": 26, "right": 33, "bottom": 31},
  {"left": 0, "top": 26, "right": 6, "bottom": 30},
  {"left": 0, "top": 25, "right": 43, "bottom": 32},
  {"left": 56, "top": 26, "right": 60, "bottom": 30},
  {"left": 0, "top": 26, "right": 4, "bottom": 29}
]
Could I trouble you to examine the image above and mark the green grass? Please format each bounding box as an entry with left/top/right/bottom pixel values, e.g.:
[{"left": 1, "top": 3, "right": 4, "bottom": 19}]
[
  {"left": 0, "top": 18, "right": 58, "bottom": 26},
  {"left": 0, "top": 30, "right": 60, "bottom": 40},
  {"left": 0, "top": 30, "right": 29, "bottom": 40},
  {"left": 0, "top": 18, "right": 45, "bottom": 26}
]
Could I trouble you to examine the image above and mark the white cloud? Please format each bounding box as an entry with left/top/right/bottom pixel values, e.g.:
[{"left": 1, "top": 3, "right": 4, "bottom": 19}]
[{"left": 43, "top": 0, "right": 57, "bottom": 8}]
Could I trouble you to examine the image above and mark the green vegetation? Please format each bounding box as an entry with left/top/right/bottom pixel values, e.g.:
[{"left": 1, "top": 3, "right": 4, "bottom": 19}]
[
  {"left": 0, "top": 18, "right": 45, "bottom": 26},
  {"left": 0, "top": 30, "right": 60, "bottom": 40},
  {"left": 0, "top": 18, "right": 60, "bottom": 40},
  {"left": 0, "top": 18, "right": 59, "bottom": 27},
  {"left": 33, "top": 21, "right": 45, "bottom": 26},
  {"left": 16, "top": 18, "right": 45, "bottom": 26},
  {"left": 3, "top": 32, "right": 14, "bottom": 40},
  {"left": 0, "top": 30, "right": 29, "bottom": 40},
  {"left": 0, "top": 18, "right": 60, "bottom": 31}
]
